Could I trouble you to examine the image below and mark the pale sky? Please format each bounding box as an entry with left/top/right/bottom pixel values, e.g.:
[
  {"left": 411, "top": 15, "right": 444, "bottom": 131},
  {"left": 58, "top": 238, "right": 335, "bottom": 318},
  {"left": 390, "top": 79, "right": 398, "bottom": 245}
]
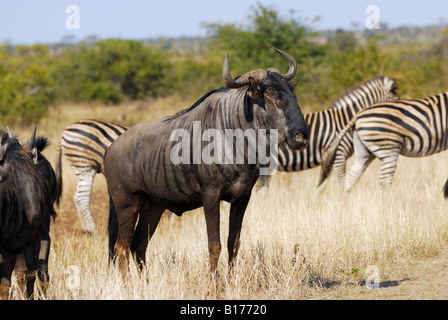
[{"left": 0, "top": 0, "right": 447, "bottom": 45}]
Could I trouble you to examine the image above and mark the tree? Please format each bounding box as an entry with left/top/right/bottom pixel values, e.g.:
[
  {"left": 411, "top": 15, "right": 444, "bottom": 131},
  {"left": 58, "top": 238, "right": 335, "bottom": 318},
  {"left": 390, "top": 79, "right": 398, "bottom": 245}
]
[
  {"left": 0, "top": 44, "right": 56, "bottom": 125},
  {"left": 52, "top": 39, "right": 173, "bottom": 104},
  {"left": 202, "top": 3, "right": 326, "bottom": 107},
  {"left": 204, "top": 3, "right": 324, "bottom": 73},
  {"left": 325, "top": 33, "right": 392, "bottom": 98}
]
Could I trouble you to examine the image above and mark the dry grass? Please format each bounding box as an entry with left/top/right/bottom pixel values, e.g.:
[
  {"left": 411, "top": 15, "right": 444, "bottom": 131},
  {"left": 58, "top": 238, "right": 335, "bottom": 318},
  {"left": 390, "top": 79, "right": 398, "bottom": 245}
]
[{"left": 7, "top": 99, "right": 448, "bottom": 300}]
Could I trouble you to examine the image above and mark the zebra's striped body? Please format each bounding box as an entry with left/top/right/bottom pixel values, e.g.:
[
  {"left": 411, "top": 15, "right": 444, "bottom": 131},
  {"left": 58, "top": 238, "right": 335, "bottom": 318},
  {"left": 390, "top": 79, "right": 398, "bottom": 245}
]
[
  {"left": 319, "top": 92, "right": 448, "bottom": 192},
  {"left": 55, "top": 119, "right": 129, "bottom": 233},
  {"left": 259, "top": 76, "right": 398, "bottom": 188}
]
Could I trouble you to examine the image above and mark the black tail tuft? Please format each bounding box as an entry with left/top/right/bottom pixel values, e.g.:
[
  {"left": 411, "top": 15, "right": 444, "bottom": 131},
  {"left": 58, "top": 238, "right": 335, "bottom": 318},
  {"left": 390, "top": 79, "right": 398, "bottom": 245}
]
[
  {"left": 317, "top": 116, "right": 358, "bottom": 190},
  {"left": 54, "top": 142, "right": 63, "bottom": 207},
  {"left": 443, "top": 179, "right": 448, "bottom": 199},
  {"left": 107, "top": 190, "right": 119, "bottom": 263}
]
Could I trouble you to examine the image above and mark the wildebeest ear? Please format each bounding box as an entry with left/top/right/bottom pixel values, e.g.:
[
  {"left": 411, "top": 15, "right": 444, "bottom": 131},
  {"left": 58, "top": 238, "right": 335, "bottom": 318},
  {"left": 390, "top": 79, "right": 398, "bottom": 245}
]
[
  {"left": 31, "top": 147, "right": 38, "bottom": 164},
  {"left": 0, "top": 131, "right": 8, "bottom": 146},
  {"left": 248, "top": 77, "right": 261, "bottom": 99},
  {"left": 0, "top": 129, "right": 12, "bottom": 162},
  {"left": 243, "top": 91, "right": 254, "bottom": 122},
  {"left": 291, "top": 80, "right": 298, "bottom": 90}
]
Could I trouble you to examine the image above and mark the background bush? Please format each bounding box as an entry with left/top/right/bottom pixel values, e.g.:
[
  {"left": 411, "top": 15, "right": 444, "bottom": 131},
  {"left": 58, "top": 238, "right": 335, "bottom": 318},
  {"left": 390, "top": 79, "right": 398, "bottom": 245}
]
[{"left": 1, "top": 3, "right": 448, "bottom": 126}]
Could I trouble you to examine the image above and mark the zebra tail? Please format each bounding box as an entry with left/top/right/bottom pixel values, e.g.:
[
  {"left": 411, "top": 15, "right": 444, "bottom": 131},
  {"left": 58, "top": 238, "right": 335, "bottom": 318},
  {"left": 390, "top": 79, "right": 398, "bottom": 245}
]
[
  {"left": 443, "top": 179, "right": 448, "bottom": 199},
  {"left": 54, "top": 142, "right": 63, "bottom": 207},
  {"left": 107, "top": 190, "right": 119, "bottom": 263},
  {"left": 317, "top": 116, "right": 358, "bottom": 188}
]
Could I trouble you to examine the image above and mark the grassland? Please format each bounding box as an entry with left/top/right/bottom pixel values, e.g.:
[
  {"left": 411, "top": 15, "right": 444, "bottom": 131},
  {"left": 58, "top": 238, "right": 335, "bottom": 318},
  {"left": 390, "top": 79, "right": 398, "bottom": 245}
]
[{"left": 7, "top": 98, "right": 448, "bottom": 300}]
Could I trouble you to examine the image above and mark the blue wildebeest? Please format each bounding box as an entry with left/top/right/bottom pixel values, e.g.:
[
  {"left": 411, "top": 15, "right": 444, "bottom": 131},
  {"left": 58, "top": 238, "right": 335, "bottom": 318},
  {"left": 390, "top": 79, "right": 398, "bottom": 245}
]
[
  {"left": 0, "top": 127, "right": 57, "bottom": 299},
  {"left": 104, "top": 48, "right": 309, "bottom": 274}
]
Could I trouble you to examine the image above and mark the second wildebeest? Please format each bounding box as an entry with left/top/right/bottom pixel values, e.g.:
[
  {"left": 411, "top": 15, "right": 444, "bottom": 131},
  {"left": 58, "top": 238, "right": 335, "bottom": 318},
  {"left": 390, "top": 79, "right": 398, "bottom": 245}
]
[
  {"left": 104, "top": 48, "right": 309, "bottom": 274},
  {"left": 15, "top": 127, "right": 58, "bottom": 298},
  {"left": 0, "top": 128, "right": 56, "bottom": 299}
]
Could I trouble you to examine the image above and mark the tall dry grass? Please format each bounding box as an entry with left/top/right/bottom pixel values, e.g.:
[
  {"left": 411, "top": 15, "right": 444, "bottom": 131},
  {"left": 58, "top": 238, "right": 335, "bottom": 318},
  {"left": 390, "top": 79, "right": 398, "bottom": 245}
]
[{"left": 7, "top": 100, "right": 448, "bottom": 299}]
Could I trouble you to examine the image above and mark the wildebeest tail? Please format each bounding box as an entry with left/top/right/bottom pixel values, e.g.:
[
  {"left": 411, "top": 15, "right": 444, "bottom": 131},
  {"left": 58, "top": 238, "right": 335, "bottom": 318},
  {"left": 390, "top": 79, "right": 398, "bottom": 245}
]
[
  {"left": 108, "top": 190, "right": 119, "bottom": 262},
  {"left": 443, "top": 179, "right": 448, "bottom": 199},
  {"left": 318, "top": 116, "right": 358, "bottom": 188},
  {"left": 54, "top": 142, "right": 63, "bottom": 206}
]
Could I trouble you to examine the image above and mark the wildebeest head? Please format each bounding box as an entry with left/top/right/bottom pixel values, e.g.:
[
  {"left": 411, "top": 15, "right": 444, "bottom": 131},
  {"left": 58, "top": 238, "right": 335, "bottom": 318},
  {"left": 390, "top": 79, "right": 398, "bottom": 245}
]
[
  {"left": 0, "top": 129, "right": 18, "bottom": 181},
  {"left": 0, "top": 127, "right": 50, "bottom": 226},
  {"left": 223, "top": 47, "right": 308, "bottom": 150}
]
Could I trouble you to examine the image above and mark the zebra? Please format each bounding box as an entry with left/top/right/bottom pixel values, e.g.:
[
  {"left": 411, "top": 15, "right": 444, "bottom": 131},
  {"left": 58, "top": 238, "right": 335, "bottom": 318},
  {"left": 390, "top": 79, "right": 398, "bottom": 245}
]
[
  {"left": 55, "top": 119, "right": 129, "bottom": 233},
  {"left": 258, "top": 76, "right": 399, "bottom": 188},
  {"left": 318, "top": 92, "right": 448, "bottom": 192}
]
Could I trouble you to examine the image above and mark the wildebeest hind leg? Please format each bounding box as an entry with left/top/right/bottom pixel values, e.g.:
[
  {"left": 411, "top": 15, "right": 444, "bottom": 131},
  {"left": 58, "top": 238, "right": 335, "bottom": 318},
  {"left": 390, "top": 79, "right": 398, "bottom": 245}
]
[
  {"left": 131, "top": 202, "right": 165, "bottom": 271},
  {"left": 0, "top": 250, "right": 16, "bottom": 300},
  {"left": 15, "top": 244, "right": 38, "bottom": 299},
  {"left": 114, "top": 200, "right": 140, "bottom": 275}
]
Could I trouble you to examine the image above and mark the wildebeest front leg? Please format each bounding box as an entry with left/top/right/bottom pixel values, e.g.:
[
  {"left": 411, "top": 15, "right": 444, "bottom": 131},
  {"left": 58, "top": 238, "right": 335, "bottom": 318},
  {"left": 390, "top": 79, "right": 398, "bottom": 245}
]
[
  {"left": 0, "top": 250, "right": 16, "bottom": 300},
  {"left": 15, "top": 245, "right": 36, "bottom": 299},
  {"left": 227, "top": 197, "right": 250, "bottom": 269},
  {"left": 14, "top": 233, "right": 51, "bottom": 299},
  {"left": 36, "top": 232, "right": 51, "bottom": 296},
  {"left": 14, "top": 252, "right": 29, "bottom": 297},
  {"left": 114, "top": 201, "right": 140, "bottom": 275},
  {"left": 202, "top": 188, "right": 222, "bottom": 274}
]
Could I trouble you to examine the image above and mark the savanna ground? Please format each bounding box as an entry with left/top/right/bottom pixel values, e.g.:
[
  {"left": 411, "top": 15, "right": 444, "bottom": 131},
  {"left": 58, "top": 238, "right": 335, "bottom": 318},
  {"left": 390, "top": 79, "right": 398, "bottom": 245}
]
[{"left": 7, "top": 98, "right": 448, "bottom": 300}]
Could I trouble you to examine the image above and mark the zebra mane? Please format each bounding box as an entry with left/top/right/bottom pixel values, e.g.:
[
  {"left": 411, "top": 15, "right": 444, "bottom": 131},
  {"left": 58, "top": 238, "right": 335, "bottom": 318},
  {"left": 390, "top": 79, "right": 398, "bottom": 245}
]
[{"left": 330, "top": 76, "right": 389, "bottom": 110}]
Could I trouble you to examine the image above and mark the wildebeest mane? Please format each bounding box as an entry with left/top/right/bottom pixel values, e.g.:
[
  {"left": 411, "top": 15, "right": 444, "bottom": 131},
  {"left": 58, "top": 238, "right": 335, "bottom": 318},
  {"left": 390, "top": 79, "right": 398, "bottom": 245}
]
[{"left": 164, "top": 86, "right": 231, "bottom": 122}]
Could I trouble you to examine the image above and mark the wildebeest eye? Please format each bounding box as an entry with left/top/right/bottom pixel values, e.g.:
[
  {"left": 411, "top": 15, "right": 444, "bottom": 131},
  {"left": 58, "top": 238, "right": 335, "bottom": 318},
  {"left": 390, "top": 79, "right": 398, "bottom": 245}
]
[{"left": 276, "top": 99, "right": 286, "bottom": 108}]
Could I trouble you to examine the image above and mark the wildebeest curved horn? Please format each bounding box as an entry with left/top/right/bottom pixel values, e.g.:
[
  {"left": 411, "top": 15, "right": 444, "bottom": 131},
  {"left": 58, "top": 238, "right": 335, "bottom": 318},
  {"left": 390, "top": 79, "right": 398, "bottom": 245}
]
[
  {"left": 271, "top": 47, "right": 297, "bottom": 81},
  {"left": 6, "top": 126, "right": 13, "bottom": 139},
  {"left": 28, "top": 126, "right": 37, "bottom": 150},
  {"left": 223, "top": 54, "right": 267, "bottom": 88}
]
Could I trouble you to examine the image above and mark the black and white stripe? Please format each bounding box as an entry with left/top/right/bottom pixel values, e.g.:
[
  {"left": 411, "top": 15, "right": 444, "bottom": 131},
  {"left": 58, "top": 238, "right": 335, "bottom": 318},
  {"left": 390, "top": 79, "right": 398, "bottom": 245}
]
[
  {"left": 55, "top": 119, "right": 129, "bottom": 233},
  {"left": 319, "top": 92, "right": 448, "bottom": 191},
  {"left": 259, "top": 76, "right": 398, "bottom": 187}
]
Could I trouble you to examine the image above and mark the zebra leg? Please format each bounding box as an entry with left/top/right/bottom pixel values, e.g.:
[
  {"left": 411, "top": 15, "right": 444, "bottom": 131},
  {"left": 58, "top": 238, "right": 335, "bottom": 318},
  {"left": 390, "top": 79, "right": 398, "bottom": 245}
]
[
  {"left": 73, "top": 168, "right": 97, "bottom": 233},
  {"left": 377, "top": 151, "right": 400, "bottom": 187},
  {"left": 345, "top": 132, "right": 375, "bottom": 192},
  {"left": 333, "top": 134, "right": 354, "bottom": 187},
  {"left": 333, "top": 150, "right": 348, "bottom": 187}
]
